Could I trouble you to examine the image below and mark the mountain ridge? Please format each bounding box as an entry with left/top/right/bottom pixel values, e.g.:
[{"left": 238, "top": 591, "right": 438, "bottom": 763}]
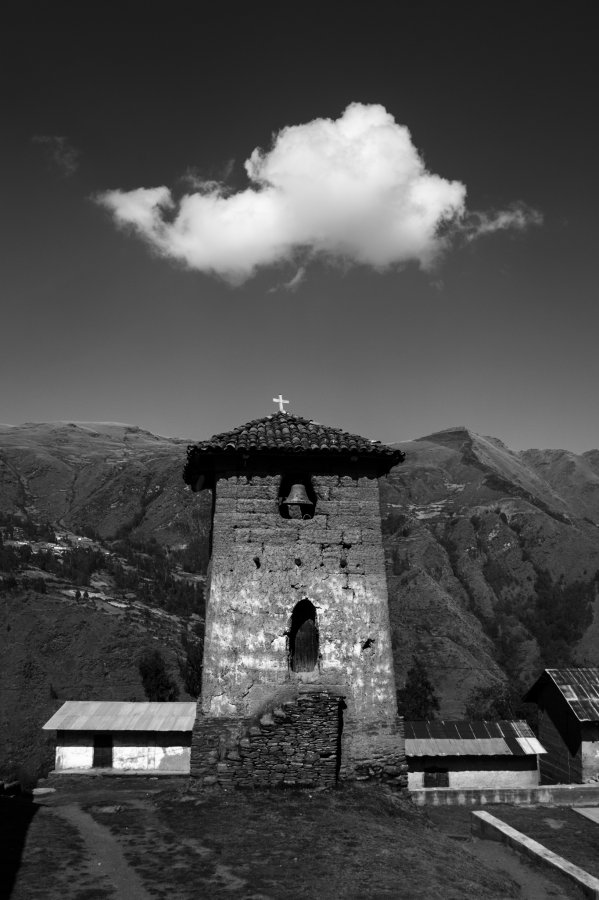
[{"left": 2, "top": 420, "right": 599, "bottom": 779}]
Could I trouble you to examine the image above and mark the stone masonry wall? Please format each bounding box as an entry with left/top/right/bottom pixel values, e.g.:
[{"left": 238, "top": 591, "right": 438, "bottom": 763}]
[
  {"left": 191, "top": 689, "right": 408, "bottom": 789},
  {"left": 191, "top": 692, "right": 341, "bottom": 788},
  {"left": 197, "top": 469, "right": 405, "bottom": 781}
]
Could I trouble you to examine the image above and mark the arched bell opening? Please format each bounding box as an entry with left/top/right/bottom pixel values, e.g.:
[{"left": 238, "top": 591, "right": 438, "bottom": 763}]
[
  {"left": 278, "top": 474, "right": 317, "bottom": 520},
  {"left": 289, "top": 599, "right": 319, "bottom": 672}
]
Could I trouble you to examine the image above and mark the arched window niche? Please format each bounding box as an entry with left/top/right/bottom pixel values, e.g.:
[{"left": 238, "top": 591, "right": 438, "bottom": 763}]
[
  {"left": 289, "top": 599, "right": 319, "bottom": 672},
  {"left": 278, "top": 474, "right": 317, "bottom": 520}
]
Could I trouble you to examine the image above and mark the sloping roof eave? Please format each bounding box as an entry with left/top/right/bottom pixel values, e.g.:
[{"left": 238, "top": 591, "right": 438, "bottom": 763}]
[
  {"left": 524, "top": 668, "right": 599, "bottom": 722},
  {"left": 183, "top": 412, "right": 404, "bottom": 485},
  {"left": 43, "top": 701, "right": 197, "bottom": 732},
  {"left": 404, "top": 720, "right": 544, "bottom": 756}
]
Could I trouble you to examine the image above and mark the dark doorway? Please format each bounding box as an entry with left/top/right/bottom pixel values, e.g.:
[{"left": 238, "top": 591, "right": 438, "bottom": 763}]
[
  {"left": 290, "top": 599, "right": 318, "bottom": 672},
  {"left": 423, "top": 767, "right": 449, "bottom": 787},
  {"left": 93, "top": 734, "right": 113, "bottom": 768},
  {"left": 336, "top": 698, "right": 346, "bottom": 782}
]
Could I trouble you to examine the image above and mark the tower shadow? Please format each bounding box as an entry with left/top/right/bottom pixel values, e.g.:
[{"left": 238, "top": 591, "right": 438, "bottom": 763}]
[{"left": 0, "top": 795, "right": 40, "bottom": 900}]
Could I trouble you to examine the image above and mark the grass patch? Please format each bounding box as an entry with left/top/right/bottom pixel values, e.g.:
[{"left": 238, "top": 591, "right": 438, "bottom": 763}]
[
  {"left": 497, "top": 805, "right": 599, "bottom": 879},
  {"left": 84, "top": 783, "right": 518, "bottom": 899}
]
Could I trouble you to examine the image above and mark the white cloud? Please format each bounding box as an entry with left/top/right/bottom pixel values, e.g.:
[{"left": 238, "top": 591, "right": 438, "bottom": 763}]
[
  {"left": 33, "top": 135, "right": 79, "bottom": 176},
  {"left": 283, "top": 266, "right": 306, "bottom": 291},
  {"left": 97, "top": 103, "right": 541, "bottom": 285},
  {"left": 458, "top": 203, "right": 544, "bottom": 241},
  {"left": 268, "top": 266, "right": 306, "bottom": 293}
]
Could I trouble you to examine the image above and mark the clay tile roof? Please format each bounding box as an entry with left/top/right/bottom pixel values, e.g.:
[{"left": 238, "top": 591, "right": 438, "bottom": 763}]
[{"left": 184, "top": 412, "right": 404, "bottom": 484}]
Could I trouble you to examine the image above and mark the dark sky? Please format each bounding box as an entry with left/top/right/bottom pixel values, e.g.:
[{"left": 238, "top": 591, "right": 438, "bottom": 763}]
[{"left": 2, "top": 2, "right": 597, "bottom": 451}]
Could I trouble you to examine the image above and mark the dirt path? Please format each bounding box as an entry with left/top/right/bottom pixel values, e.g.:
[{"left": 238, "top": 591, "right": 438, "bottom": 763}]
[
  {"left": 11, "top": 779, "right": 572, "bottom": 900},
  {"left": 53, "top": 804, "right": 152, "bottom": 900}
]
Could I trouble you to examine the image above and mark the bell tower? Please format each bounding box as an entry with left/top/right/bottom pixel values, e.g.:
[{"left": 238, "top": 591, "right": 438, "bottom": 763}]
[{"left": 183, "top": 410, "right": 407, "bottom": 788}]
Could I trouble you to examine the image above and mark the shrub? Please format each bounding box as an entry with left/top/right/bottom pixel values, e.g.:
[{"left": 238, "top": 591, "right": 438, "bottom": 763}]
[
  {"left": 138, "top": 649, "right": 179, "bottom": 701},
  {"left": 397, "top": 657, "right": 440, "bottom": 720}
]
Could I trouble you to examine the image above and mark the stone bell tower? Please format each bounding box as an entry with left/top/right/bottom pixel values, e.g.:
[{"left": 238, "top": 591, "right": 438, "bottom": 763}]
[{"left": 183, "top": 409, "right": 407, "bottom": 788}]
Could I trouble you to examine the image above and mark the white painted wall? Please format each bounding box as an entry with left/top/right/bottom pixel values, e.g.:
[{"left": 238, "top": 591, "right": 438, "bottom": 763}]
[
  {"left": 54, "top": 732, "right": 191, "bottom": 773},
  {"left": 582, "top": 739, "right": 599, "bottom": 781},
  {"left": 55, "top": 733, "right": 93, "bottom": 770},
  {"left": 112, "top": 735, "right": 190, "bottom": 772},
  {"left": 408, "top": 762, "right": 539, "bottom": 790}
]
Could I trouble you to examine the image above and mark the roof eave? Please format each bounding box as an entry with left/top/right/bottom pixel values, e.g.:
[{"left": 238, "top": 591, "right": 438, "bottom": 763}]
[{"left": 184, "top": 447, "right": 404, "bottom": 489}]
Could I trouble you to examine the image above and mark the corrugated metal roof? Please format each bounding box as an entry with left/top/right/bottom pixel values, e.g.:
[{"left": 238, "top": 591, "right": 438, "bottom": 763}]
[
  {"left": 547, "top": 669, "right": 599, "bottom": 721},
  {"left": 43, "top": 701, "right": 197, "bottom": 732},
  {"left": 525, "top": 668, "right": 599, "bottom": 722},
  {"left": 404, "top": 720, "right": 545, "bottom": 757}
]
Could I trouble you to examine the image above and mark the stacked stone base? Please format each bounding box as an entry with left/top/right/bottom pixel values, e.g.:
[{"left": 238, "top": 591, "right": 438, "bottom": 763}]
[
  {"left": 341, "top": 718, "right": 408, "bottom": 789},
  {"left": 191, "top": 692, "right": 340, "bottom": 788},
  {"left": 190, "top": 690, "right": 408, "bottom": 790}
]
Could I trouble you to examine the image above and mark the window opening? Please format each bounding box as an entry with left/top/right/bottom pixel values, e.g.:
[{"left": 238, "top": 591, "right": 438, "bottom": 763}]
[
  {"left": 279, "top": 475, "right": 316, "bottom": 520},
  {"left": 423, "top": 766, "right": 449, "bottom": 788},
  {"left": 289, "top": 599, "right": 319, "bottom": 672}
]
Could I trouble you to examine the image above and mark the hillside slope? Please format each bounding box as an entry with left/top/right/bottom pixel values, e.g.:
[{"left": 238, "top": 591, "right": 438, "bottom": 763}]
[
  {"left": 0, "top": 588, "right": 189, "bottom": 781},
  {"left": 2, "top": 420, "right": 599, "bottom": 770},
  {"left": 383, "top": 427, "right": 599, "bottom": 714},
  {"left": 0, "top": 422, "right": 210, "bottom": 545}
]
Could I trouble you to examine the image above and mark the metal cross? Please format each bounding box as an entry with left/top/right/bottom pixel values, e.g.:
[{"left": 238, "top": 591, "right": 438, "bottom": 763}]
[{"left": 273, "top": 394, "right": 289, "bottom": 413}]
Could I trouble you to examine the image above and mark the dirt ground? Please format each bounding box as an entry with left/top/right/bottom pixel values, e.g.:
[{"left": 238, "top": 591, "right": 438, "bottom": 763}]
[{"left": 0, "top": 778, "right": 587, "bottom": 900}]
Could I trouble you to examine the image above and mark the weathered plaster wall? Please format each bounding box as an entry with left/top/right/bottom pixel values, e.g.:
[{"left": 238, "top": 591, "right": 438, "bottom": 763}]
[
  {"left": 582, "top": 724, "right": 599, "bottom": 782},
  {"left": 407, "top": 756, "right": 539, "bottom": 790},
  {"left": 54, "top": 731, "right": 191, "bottom": 772},
  {"left": 202, "top": 473, "right": 397, "bottom": 718},
  {"left": 197, "top": 471, "right": 402, "bottom": 779}
]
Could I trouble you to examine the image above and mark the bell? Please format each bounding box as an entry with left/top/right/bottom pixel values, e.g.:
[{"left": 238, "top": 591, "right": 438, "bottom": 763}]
[{"left": 283, "top": 483, "right": 311, "bottom": 505}]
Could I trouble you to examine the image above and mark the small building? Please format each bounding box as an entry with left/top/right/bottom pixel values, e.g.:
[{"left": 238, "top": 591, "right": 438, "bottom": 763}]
[
  {"left": 405, "top": 720, "right": 545, "bottom": 790},
  {"left": 43, "top": 701, "right": 197, "bottom": 773},
  {"left": 524, "top": 668, "right": 599, "bottom": 784},
  {"left": 183, "top": 410, "right": 407, "bottom": 788}
]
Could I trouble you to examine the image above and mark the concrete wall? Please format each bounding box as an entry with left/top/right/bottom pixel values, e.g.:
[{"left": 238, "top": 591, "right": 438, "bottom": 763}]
[
  {"left": 55, "top": 731, "right": 191, "bottom": 772},
  {"left": 582, "top": 724, "right": 599, "bottom": 783},
  {"left": 407, "top": 756, "right": 539, "bottom": 790},
  {"left": 197, "top": 470, "right": 403, "bottom": 779},
  {"left": 411, "top": 783, "right": 599, "bottom": 806}
]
